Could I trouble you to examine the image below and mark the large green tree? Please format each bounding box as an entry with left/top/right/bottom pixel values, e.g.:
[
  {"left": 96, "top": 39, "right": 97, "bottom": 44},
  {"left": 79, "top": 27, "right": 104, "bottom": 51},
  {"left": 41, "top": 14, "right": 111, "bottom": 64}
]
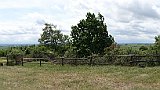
[
  {"left": 38, "top": 23, "right": 70, "bottom": 55},
  {"left": 71, "top": 12, "right": 114, "bottom": 57}
]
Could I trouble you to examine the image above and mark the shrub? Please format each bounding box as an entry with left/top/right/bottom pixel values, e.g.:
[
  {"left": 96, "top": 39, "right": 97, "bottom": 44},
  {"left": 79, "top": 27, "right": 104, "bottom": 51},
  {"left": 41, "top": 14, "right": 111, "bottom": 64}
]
[{"left": 139, "top": 46, "right": 148, "bottom": 51}]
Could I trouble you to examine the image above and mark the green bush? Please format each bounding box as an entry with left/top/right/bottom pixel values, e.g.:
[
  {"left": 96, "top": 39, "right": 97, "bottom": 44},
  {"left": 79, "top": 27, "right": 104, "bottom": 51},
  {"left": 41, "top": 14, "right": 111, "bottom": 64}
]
[
  {"left": 139, "top": 46, "right": 148, "bottom": 51},
  {"left": 64, "top": 47, "right": 76, "bottom": 58}
]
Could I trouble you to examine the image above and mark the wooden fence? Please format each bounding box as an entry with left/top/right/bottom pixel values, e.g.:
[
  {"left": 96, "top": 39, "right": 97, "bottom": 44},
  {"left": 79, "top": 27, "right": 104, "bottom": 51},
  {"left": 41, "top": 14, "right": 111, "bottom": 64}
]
[
  {"left": 3, "top": 54, "right": 160, "bottom": 66},
  {"left": 22, "top": 58, "right": 47, "bottom": 66},
  {"left": 52, "top": 55, "right": 160, "bottom": 66},
  {"left": 19, "top": 57, "right": 90, "bottom": 66}
]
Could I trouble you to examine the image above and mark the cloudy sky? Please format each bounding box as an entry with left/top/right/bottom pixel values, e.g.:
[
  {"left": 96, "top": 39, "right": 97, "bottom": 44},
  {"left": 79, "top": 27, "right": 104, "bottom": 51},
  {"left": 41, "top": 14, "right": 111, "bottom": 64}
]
[{"left": 0, "top": 0, "right": 160, "bottom": 44}]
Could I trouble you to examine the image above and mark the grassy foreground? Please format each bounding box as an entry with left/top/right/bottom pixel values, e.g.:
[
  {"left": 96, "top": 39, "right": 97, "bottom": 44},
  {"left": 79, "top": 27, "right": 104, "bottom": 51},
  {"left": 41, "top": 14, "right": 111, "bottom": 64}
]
[{"left": 0, "top": 63, "right": 160, "bottom": 90}]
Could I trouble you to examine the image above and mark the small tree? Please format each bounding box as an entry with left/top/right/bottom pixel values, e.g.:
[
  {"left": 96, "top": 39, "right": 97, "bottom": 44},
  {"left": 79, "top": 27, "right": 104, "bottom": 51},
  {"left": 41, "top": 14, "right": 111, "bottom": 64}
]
[
  {"left": 7, "top": 48, "right": 24, "bottom": 65},
  {"left": 38, "top": 23, "right": 70, "bottom": 55},
  {"left": 71, "top": 12, "right": 114, "bottom": 57}
]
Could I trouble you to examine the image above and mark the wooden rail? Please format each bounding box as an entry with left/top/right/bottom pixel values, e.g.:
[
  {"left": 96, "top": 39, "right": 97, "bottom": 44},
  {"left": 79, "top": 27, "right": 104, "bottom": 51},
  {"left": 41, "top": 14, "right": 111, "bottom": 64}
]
[
  {"left": 2, "top": 54, "right": 160, "bottom": 66},
  {"left": 22, "top": 58, "right": 47, "bottom": 66},
  {"left": 23, "top": 58, "right": 45, "bottom": 60},
  {"left": 21, "top": 55, "right": 160, "bottom": 66}
]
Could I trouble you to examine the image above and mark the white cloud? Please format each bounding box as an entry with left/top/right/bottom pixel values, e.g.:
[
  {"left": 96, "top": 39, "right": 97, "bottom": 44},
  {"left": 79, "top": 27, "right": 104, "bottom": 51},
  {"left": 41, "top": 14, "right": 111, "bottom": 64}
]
[{"left": 0, "top": 0, "right": 160, "bottom": 44}]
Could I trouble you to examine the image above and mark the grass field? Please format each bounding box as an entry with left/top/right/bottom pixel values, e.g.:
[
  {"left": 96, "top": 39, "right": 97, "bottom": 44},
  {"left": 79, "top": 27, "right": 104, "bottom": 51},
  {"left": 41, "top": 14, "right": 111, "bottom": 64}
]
[{"left": 0, "top": 63, "right": 160, "bottom": 90}]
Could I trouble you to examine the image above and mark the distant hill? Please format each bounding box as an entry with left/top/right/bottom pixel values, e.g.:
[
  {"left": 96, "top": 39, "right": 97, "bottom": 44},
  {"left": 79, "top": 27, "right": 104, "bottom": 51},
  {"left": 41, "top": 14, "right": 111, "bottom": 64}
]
[
  {"left": 0, "top": 44, "right": 36, "bottom": 47},
  {"left": 118, "top": 43, "right": 154, "bottom": 45},
  {"left": 0, "top": 44, "right": 36, "bottom": 49}
]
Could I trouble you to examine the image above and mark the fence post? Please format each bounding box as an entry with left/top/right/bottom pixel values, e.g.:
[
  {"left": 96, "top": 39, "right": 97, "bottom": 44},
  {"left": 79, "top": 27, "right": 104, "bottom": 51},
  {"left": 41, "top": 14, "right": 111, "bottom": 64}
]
[
  {"left": 7, "top": 56, "right": 9, "bottom": 66},
  {"left": 40, "top": 59, "right": 41, "bottom": 66},
  {"left": 62, "top": 57, "right": 64, "bottom": 66},
  {"left": 156, "top": 50, "right": 160, "bottom": 64},
  {"left": 130, "top": 55, "right": 133, "bottom": 66},
  {"left": 89, "top": 56, "right": 92, "bottom": 66},
  {"left": 75, "top": 58, "right": 77, "bottom": 66},
  {"left": 21, "top": 58, "right": 23, "bottom": 66},
  {"left": 156, "top": 50, "right": 158, "bottom": 60},
  {"left": 156, "top": 50, "right": 158, "bottom": 55}
]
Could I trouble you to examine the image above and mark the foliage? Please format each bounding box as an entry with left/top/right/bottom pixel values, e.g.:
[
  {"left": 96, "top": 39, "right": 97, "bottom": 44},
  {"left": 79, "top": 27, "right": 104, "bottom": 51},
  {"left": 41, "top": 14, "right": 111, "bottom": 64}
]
[
  {"left": 105, "top": 47, "right": 141, "bottom": 55},
  {"left": 7, "top": 48, "right": 24, "bottom": 58},
  {"left": 155, "top": 35, "right": 160, "bottom": 51},
  {"left": 7, "top": 47, "right": 24, "bottom": 65},
  {"left": 26, "top": 45, "right": 47, "bottom": 58},
  {"left": 71, "top": 12, "right": 114, "bottom": 57},
  {"left": 0, "top": 49, "right": 7, "bottom": 57},
  {"left": 64, "top": 46, "right": 77, "bottom": 58},
  {"left": 5, "top": 45, "right": 55, "bottom": 59},
  {"left": 38, "top": 23, "right": 70, "bottom": 56},
  {"left": 38, "top": 23, "right": 70, "bottom": 55},
  {"left": 139, "top": 46, "right": 148, "bottom": 51}
]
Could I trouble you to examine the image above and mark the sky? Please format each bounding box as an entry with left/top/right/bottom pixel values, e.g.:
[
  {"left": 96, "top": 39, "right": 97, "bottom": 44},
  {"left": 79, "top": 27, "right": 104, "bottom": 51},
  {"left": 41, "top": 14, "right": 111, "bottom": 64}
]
[{"left": 0, "top": 0, "right": 160, "bottom": 44}]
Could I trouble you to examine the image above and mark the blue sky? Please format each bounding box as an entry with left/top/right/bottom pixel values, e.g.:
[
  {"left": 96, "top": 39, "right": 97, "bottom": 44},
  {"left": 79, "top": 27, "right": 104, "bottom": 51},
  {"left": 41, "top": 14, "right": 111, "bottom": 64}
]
[{"left": 0, "top": 0, "right": 160, "bottom": 44}]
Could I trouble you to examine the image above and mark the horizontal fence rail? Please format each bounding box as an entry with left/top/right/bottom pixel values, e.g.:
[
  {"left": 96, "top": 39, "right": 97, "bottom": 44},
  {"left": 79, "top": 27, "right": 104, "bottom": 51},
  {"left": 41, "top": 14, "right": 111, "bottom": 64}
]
[
  {"left": 52, "top": 55, "right": 160, "bottom": 66},
  {"left": 22, "top": 58, "right": 48, "bottom": 66},
  {"left": 2, "top": 54, "right": 160, "bottom": 67}
]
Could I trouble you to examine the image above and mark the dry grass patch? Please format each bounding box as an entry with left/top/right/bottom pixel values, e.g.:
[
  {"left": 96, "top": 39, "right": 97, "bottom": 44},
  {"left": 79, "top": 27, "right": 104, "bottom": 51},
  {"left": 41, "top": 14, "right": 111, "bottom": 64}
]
[{"left": 0, "top": 64, "right": 160, "bottom": 90}]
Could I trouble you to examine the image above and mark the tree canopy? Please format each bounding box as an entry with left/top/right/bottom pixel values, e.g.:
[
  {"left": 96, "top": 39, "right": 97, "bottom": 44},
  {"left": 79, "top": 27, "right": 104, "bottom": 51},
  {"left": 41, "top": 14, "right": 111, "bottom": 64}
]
[
  {"left": 71, "top": 12, "right": 114, "bottom": 57},
  {"left": 38, "top": 23, "right": 70, "bottom": 55},
  {"left": 39, "top": 24, "right": 68, "bottom": 46}
]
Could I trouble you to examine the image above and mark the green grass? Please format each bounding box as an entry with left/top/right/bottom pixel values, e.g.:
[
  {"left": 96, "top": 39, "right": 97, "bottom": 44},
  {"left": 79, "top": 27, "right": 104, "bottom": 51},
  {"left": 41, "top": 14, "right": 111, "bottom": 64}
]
[{"left": 0, "top": 63, "right": 160, "bottom": 90}]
